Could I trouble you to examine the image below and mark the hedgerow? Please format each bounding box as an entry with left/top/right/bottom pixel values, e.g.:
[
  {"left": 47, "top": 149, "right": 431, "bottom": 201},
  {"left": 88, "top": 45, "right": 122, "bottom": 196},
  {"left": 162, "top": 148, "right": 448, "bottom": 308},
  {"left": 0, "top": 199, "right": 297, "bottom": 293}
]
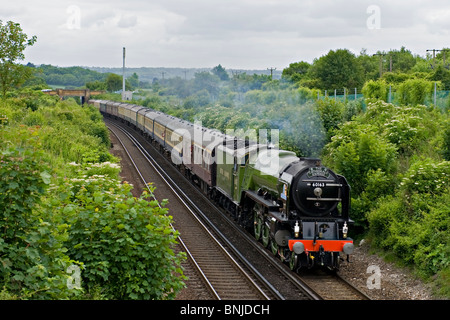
[
  {"left": 0, "top": 93, "right": 186, "bottom": 299},
  {"left": 322, "top": 99, "right": 449, "bottom": 296}
]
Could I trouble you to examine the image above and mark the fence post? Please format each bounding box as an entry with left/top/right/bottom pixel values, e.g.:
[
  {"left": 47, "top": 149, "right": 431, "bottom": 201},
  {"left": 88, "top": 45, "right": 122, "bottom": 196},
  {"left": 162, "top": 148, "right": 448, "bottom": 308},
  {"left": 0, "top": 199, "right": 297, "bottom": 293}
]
[
  {"left": 434, "top": 82, "right": 437, "bottom": 106},
  {"left": 389, "top": 85, "right": 392, "bottom": 103}
]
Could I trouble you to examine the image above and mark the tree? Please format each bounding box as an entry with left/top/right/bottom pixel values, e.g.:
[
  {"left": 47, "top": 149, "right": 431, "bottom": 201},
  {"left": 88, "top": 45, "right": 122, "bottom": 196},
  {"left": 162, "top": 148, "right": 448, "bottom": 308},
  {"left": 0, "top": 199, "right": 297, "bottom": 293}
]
[
  {"left": 282, "top": 61, "right": 310, "bottom": 82},
  {"left": 211, "top": 64, "right": 229, "bottom": 81},
  {"left": 127, "top": 72, "right": 139, "bottom": 89},
  {"left": 0, "top": 20, "right": 37, "bottom": 98},
  {"left": 192, "top": 71, "right": 220, "bottom": 98},
  {"left": 308, "top": 49, "right": 364, "bottom": 90},
  {"left": 387, "top": 47, "right": 416, "bottom": 73},
  {"left": 356, "top": 49, "right": 379, "bottom": 82},
  {"left": 105, "top": 73, "right": 123, "bottom": 92}
]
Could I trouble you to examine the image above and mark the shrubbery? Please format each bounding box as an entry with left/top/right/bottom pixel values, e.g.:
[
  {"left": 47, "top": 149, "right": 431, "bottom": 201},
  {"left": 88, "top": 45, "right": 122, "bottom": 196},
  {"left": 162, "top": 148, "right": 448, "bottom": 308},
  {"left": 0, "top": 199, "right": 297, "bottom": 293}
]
[
  {"left": 0, "top": 146, "right": 76, "bottom": 299},
  {"left": 50, "top": 163, "right": 186, "bottom": 299},
  {"left": 322, "top": 99, "right": 449, "bottom": 296},
  {"left": 0, "top": 93, "right": 186, "bottom": 299}
]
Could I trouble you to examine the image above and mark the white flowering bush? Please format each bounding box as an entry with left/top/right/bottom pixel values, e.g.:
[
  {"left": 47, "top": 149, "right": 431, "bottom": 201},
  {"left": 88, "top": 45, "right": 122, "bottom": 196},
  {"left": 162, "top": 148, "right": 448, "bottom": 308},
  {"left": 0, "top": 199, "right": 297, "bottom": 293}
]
[
  {"left": 68, "top": 161, "right": 121, "bottom": 179},
  {"left": 324, "top": 98, "right": 449, "bottom": 295},
  {"left": 400, "top": 159, "right": 450, "bottom": 195},
  {"left": 50, "top": 168, "right": 186, "bottom": 300},
  {"left": 0, "top": 94, "right": 186, "bottom": 299}
]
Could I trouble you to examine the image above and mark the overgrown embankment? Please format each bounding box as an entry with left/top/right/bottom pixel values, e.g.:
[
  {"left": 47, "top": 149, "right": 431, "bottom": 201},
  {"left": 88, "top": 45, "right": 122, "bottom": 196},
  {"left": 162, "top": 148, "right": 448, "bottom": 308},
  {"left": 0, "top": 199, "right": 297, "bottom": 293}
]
[{"left": 0, "top": 91, "right": 185, "bottom": 300}]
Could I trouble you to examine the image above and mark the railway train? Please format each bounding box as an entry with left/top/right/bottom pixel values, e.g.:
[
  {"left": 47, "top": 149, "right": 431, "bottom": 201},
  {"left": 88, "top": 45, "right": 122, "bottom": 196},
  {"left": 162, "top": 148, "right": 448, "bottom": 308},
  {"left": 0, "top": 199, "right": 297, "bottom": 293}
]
[{"left": 88, "top": 99, "right": 354, "bottom": 270}]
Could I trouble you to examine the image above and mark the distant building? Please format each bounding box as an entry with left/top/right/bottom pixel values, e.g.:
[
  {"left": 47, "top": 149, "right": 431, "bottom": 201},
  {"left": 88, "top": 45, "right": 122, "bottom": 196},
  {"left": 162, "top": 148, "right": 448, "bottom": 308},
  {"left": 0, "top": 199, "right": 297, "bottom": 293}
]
[{"left": 122, "top": 91, "right": 133, "bottom": 101}]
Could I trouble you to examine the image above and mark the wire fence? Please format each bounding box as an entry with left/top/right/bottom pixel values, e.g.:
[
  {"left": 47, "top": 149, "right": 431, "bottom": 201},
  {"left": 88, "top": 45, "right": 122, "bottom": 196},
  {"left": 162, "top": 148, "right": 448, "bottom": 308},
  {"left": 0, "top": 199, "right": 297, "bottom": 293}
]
[{"left": 317, "top": 84, "right": 449, "bottom": 112}]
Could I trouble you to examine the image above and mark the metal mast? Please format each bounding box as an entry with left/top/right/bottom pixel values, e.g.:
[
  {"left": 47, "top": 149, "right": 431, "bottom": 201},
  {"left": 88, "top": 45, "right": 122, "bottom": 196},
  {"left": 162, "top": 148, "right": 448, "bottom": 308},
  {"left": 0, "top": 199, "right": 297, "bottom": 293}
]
[{"left": 122, "top": 47, "right": 126, "bottom": 93}]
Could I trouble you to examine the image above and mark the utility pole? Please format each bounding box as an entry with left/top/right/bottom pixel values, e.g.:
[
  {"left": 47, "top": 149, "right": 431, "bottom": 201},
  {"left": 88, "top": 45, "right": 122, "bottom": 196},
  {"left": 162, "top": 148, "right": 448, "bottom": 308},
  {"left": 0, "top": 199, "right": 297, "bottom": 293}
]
[
  {"left": 427, "top": 49, "right": 441, "bottom": 69},
  {"left": 122, "top": 47, "right": 126, "bottom": 93},
  {"left": 441, "top": 49, "right": 449, "bottom": 69},
  {"left": 373, "top": 53, "right": 385, "bottom": 78},
  {"left": 183, "top": 70, "right": 188, "bottom": 80},
  {"left": 267, "top": 67, "right": 276, "bottom": 80},
  {"left": 389, "top": 54, "right": 392, "bottom": 72},
  {"left": 161, "top": 71, "right": 166, "bottom": 81}
]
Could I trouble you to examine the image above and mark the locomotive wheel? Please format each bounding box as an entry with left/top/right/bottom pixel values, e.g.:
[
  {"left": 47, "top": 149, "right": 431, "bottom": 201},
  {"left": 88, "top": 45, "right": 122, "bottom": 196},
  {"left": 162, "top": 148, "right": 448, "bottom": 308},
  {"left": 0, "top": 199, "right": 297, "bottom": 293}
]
[
  {"left": 262, "top": 224, "right": 270, "bottom": 248},
  {"left": 253, "top": 212, "right": 262, "bottom": 241},
  {"left": 270, "top": 239, "right": 278, "bottom": 256},
  {"left": 289, "top": 253, "right": 298, "bottom": 271}
]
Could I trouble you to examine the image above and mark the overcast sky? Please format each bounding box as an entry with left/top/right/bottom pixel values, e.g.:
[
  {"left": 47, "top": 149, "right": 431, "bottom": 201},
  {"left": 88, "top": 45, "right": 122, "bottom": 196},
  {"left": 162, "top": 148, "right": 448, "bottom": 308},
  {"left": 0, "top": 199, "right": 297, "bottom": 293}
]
[{"left": 2, "top": 0, "right": 450, "bottom": 70}]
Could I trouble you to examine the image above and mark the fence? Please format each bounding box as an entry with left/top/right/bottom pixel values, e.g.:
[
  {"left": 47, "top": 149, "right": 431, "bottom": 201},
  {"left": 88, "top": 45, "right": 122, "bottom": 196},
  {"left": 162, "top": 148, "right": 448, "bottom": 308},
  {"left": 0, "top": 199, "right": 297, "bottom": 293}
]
[{"left": 317, "top": 84, "right": 449, "bottom": 112}]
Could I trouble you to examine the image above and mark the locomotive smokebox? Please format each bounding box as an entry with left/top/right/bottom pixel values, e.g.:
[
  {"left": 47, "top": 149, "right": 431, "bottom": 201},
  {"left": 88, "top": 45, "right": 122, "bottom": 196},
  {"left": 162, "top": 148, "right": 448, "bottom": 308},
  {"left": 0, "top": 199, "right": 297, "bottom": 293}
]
[{"left": 290, "top": 161, "right": 342, "bottom": 217}]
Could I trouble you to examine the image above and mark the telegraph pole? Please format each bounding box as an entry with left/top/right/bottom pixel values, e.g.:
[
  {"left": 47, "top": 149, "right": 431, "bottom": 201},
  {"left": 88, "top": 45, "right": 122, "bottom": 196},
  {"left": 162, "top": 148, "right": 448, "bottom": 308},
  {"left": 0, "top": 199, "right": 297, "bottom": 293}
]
[
  {"left": 267, "top": 67, "right": 276, "bottom": 80},
  {"left": 427, "top": 49, "right": 441, "bottom": 69},
  {"left": 389, "top": 54, "right": 392, "bottom": 72},
  {"left": 122, "top": 47, "right": 126, "bottom": 93},
  {"left": 443, "top": 50, "right": 447, "bottom": 68},
  {"left": 373, "top": 53, "right": 385, "bottom": 78}
]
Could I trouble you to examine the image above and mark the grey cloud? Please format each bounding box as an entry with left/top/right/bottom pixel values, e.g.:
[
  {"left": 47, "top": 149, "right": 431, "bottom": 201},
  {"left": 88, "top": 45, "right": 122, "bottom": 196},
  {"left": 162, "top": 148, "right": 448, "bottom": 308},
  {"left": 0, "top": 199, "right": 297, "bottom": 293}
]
[{"left": 117, "top": 14, "right": 138, "bottom": 28}]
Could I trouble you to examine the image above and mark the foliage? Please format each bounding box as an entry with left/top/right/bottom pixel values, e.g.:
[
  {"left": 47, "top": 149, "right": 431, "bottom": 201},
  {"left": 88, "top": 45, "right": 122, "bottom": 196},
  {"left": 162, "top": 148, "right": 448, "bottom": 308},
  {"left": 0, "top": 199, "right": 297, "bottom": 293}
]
[
  {"left": 322, "top": 97, "right": 449, "bottom": 295},
  {"left": 0, "top": 94, "right": 186, "bottom": 299},
  {"left": 0, "top": 20, "right": 37, "bottom": 98},
  {"left": 367, "top": 159, "right": 449, "bottom": 280},
  {"left": 0, "top": 145, "right": 79, "bottom": 299},
  {"left": 362, "top": 79, "right": 388, "bottom": 101},
  {"left": 307, "top": 49, "right": 364, "bottom": 90},
  {"left": 51, "top": 164, "right": 186, "bottom": 299},
  {"left": 105, "top": 73, "right": 123, "bottom": 92},
  {"left": 396, "top": 78, "right": 435, "bottom": 106},
  {"left": 211, "top": 64, "right": 230, "bottom": 81},
  {"left": 35, "top": 64, "right": 107, "bottom": 88},
  {"left": 323, "top": 119, "right": 397, "bottom": 197},
  {"left": 444, "top": 122, "right": 450, "bottom": 161},
  {"left": 315, "top": 98, "right": 344, "bottom": 140},
  {"left": 281, "top": 61, "right": 310, "bottom": 83}
]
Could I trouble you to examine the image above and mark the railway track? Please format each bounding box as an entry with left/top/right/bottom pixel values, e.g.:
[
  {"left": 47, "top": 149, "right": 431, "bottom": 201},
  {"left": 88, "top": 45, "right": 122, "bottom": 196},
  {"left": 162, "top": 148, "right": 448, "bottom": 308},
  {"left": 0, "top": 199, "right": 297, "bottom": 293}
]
[
  {"left": 106, "top": 119, "right": 275, "bottom": 300},
  {"left": 105, "top": 117, "right": 371, "bottom": 301},
  {"left": 299, "top": 270, "right": 372, "bottom": 300}
]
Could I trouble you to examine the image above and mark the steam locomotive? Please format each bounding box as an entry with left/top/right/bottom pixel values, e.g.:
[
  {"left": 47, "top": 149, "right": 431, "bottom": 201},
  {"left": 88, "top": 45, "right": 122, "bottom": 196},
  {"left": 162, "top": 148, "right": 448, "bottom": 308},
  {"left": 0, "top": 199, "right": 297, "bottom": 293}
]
[{"left": 89, "top": 99, "right": 354, "bottom": 270}]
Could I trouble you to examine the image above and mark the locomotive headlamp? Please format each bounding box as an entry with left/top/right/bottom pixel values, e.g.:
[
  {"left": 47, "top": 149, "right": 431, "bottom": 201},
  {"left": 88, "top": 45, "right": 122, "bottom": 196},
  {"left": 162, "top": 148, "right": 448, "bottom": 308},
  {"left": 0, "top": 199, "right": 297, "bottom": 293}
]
[
  {"left": 343, "top": 222, "right": 348, "bottom": 239},
  {"left": 313, "top": 187, "right": 323, "bottom": 198},
  {"left": 294, "top": 221, "right": 300, "bottom": 238}
]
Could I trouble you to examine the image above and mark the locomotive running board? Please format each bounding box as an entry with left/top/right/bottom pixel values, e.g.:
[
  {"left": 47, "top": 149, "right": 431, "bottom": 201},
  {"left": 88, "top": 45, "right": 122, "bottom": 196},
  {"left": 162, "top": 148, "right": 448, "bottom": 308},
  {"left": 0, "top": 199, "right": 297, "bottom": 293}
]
[{"left": 244, "top": 190, "right": 280, "bottom": 211}]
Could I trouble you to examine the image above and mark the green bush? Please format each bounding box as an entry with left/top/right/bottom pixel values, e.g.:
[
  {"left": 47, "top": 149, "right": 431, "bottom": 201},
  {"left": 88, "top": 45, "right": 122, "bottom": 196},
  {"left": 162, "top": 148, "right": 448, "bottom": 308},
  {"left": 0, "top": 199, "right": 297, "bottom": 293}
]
[
  {"left": 367, "top": 159, "right": 449, "bottom": 286},
  {"left": 400, "top": 159, "right": 450, "bottom": 195},
  {"left": 324, "top": 122, "right": 397, "bottom": 196},
  {"left": 0, "top": 94, "right": 187, "bottom": 299},
  {"left": 396, "top": 78, "right": 434, "bottom": 106},
  {"left": 51, "top": 168, "right": 186, "bottom": 299},
  {"left": 315, "top": 98, "right": 344, "bottom": 140},
  {"left": 0, "top": 147, "right": 78, "bottom": 299},
  {"left": 443, "top": 122, "right": 450, "bottom": 161},
  {"left": 362, "top": 79, "right": 388, "bottom": 101}
]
